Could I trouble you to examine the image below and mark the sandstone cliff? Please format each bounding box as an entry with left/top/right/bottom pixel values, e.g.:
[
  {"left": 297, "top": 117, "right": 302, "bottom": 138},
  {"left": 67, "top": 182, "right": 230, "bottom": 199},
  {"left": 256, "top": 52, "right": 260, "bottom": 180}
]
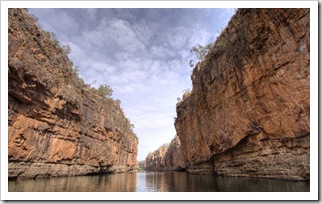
[
  {"left": 8, "top": 9, "right": 138, "bottom": 179},
  {"left": 175, "top": 8, "right": 310, "bottom": 180},
  {"left": 138, "top": 160, "right": 145, "bottom": 170},
  {"left": 145, "top": 136, "right": 185, "bottom": 171}
]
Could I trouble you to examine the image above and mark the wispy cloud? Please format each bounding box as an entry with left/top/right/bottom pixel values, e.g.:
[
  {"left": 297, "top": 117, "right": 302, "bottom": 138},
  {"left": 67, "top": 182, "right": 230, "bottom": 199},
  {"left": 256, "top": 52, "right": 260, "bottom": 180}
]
[
  {"left": 132, "top": 19, "right": 155, "bottom": 46},
  {"left": 166, "top": 26, "right": 189, "bottom": 50},
  {"left": 150, "top": 45, "right": 176, "bottom": 59},
  {"left": 29, "top": 8, "right": 236, "bottom": 160}
]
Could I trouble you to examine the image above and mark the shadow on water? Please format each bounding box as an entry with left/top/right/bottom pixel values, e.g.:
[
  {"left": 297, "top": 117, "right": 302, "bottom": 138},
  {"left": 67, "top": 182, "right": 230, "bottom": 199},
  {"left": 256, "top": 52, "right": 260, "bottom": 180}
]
[
  {"left": 9, "top": 171, "right": 309, "bottom": 192},
  {"left": 9, "top": 172, "right": 137, "bottom": 192},
  {"left": 143, "top": 171, "right": 309, "bottom": 192}
]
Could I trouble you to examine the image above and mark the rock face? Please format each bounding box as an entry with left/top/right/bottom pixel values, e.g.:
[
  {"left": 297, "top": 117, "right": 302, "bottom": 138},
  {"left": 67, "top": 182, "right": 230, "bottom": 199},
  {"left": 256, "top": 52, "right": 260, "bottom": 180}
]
[
  {"left": 175, "top": 8, "right": 310, "bottom": 180},
  {"left": 145, "top": 136, "right": 185, "bottom": 171},
  {"left": 138, "top": 160, "right": 145, "bottom": 170},
  {"left": 8, "top": 9, "right": 138, "bottom": 179}
]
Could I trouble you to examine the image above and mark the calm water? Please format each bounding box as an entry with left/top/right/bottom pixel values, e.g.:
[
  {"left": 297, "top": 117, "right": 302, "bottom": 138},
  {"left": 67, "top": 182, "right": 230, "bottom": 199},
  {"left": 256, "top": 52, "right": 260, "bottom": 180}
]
[{"left": 9, "top": 171, "right": 309, "bottom": 192}]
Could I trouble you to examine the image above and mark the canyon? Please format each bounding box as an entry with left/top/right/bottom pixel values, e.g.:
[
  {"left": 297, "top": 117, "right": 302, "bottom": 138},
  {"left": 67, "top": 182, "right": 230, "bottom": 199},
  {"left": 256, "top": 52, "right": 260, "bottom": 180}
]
[
  {"left": 8, "top": 8, "right": 310, "bottom": 182},
  {"left": 144, "top": 136, "right": 185, "bottom": 171},
  {"left": 146, "top": 8, "right": 310, "bottom": 181},
  {"left": 8, "top": 8, "right": 138, "bottom": 179}
]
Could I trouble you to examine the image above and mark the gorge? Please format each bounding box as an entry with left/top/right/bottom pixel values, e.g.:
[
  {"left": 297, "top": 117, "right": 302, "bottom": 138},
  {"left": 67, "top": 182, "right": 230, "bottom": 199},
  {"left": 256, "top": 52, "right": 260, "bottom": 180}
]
[
  {"left": 146, "top": 8, "right": 310, "bottom": 181},
  {"left": 8, "top": 7, "right": 310, "bottom": 183},
  {"left": 8, "top": 8, "right": 138, "bottom": 179}
]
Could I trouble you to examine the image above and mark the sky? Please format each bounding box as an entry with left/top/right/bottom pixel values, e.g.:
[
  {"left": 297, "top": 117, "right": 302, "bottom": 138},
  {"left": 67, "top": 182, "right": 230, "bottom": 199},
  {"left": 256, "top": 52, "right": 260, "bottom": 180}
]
[{"left": 29, "top": 8, "right": 236, "bottom": 161}]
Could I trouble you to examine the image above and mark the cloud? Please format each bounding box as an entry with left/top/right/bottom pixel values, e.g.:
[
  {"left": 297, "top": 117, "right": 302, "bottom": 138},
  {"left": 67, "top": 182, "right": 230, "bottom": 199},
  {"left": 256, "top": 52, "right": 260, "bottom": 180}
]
[
  {"left": 108, "top": 18, "right": 146, "bottom": 52},
  {"left": 166, "top": 26, "right": 189, "bottom": 50},
  {"left": 132, "top": 19, "right": 155, "bottom": 46},
  {"left": 114, "top": 52, "right": 131, "bottom": 61},
  {"left": 78, "top": 16, "right": 146, "bottom": 55},
  {"left": 85, "top": 8, "right": 98, "bottom": 21},
  {"left": 150, "top": 45, "right": 176, "bottom": 59},
  {"left": 111, "top": 70, "right": 148, "bottom": 86},
  {"left": 96, "top": 62, "right": 116, "bottom": 73},
  {"left": 81, "top": 28, "right": 107, "bottom": 48},
  {"left": 29, "top": 8, "right": 236, "bottom": 161}
]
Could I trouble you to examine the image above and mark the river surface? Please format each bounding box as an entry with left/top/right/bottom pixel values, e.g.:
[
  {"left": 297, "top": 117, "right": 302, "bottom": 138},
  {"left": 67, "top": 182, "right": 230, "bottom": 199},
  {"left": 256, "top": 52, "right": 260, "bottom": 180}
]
[{"left": 9, "top": 171, "right": 309, "bottom": 192}]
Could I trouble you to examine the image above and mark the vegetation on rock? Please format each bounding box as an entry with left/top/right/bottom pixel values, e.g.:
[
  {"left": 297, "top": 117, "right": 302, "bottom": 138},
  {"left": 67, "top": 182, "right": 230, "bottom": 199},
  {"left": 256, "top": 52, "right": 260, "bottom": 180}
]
[
  {"left": 175, "top": 8, "right": 310, "bottom": 180},
  {"left": 92, "top": 84, "right": 113, "bottom": 98},
  {"left": 8, "top": 8, "right": 138, "bottom": 179}
]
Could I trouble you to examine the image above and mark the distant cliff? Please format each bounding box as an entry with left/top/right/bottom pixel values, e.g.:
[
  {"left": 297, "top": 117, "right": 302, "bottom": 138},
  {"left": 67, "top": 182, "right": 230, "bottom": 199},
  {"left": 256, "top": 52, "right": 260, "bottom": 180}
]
[
  {"left": 174, "top": 8, "right": 310, "bottom": 180},
  {"left": 8, "top": 8, "right": 138, "bottom": 179},
  {"left": 145, "top": 136, "right": 185, "bottom": 171}
]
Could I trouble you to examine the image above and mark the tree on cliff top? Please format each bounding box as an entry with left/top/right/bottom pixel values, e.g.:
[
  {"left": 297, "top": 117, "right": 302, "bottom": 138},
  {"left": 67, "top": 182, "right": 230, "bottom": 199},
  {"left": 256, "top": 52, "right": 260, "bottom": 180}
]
[
  {"left": 94, "top": 84, "right": 113, "bottom": 98},
  {"left": 189, "top": 42, "right": 214, "bottom": 67},
  {"left": 191, "top": 42, "right": 214, "bottom": 60}
]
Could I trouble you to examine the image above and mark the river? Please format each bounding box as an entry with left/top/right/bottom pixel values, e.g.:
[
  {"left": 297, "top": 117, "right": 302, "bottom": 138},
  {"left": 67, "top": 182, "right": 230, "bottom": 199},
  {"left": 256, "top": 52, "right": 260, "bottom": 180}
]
[{"left": 9, "top": 171, "right": 309, "bottom": 192}]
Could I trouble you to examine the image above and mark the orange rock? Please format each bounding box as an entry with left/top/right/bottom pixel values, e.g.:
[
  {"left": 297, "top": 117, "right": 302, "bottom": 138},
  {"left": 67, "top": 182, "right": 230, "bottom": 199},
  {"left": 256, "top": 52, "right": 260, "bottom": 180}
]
[
  {"left": 145, "top": 136, "right": 186, "bottom": 171},
  {"left": 8, "top": 9, "right": 138, "bottom": 179},
  {"left": 175, "top": 8, "right": 310, "bottom": 180}
]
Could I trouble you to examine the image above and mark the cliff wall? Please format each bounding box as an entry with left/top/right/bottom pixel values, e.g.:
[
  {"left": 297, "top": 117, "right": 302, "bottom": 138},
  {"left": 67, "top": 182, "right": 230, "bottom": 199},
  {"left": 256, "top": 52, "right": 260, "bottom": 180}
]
[
  {"left": 175, "top": 8, "right": 310, "bottom": 180},
  {"left": 8, "top": 9, "right": 138, "bottom": 179},
  {"left": 145, "top": 136, "right": 185, "bottom": 171}
]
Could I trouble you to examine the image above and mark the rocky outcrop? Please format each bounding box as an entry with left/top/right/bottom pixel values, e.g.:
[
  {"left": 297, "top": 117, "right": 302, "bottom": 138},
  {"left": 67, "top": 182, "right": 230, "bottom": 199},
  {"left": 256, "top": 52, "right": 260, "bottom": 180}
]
[
  {"left": 145, "top": 136, "right": 185, "bottom": 171},
  {"left": 138, "top": 160, "right": 145, "bottom": 170},
  {"left": 8, "top": 9, "right": 138, "bottom": 179},
  {"left": 175, "top": 9, "right": 310, "bottom": 180}
]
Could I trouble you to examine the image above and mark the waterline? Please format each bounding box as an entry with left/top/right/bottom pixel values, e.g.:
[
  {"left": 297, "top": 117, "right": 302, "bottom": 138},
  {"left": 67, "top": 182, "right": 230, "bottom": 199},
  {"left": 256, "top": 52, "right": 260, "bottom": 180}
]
[{"left": 9, "top": 171, "right": 310, "bottom": 192}]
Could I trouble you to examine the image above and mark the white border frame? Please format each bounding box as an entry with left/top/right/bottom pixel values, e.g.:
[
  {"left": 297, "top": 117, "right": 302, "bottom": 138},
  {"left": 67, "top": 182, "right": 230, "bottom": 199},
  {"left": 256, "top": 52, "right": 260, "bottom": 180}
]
[{"left": 1, "top": 0, "right": 319, "bottom": 201}]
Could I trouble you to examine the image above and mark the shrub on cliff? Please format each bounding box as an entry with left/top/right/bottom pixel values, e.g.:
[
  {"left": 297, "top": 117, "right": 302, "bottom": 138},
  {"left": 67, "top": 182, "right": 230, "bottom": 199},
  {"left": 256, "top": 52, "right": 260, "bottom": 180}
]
[
  {"left": 176, "top": 88, "right": 192, "bottom": 106},
  {"left": 191, "top": 42, "right": 214, "bottom": 61},
  {"left": 93, "top": 84, "right": 113, "bottom": 98},
  {"left": 182, "top": 88, "right": 192, "bottom": 100},
  {"left": 189, "top": 42, "right": 214, "bottom": 68},
  {"left": 62, "top": 44, "right": 72, "bottom": 55}
]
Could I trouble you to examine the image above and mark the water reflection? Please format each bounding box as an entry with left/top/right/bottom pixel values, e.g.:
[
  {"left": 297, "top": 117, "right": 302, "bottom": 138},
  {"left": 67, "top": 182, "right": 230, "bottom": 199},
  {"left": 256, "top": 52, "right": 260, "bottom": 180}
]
[
  {"left": 9, "top": 172, "right": 137, "bottom": 192},
  {"left": 9, "top": 171, "right": 309, "bottom": 192}
]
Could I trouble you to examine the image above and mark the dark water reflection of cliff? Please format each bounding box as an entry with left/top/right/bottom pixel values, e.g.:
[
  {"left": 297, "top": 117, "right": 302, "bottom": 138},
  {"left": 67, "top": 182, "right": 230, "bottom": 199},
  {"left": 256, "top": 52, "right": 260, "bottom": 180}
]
[{"left": 9, "top": 171, "right": 309, "bottom": 192}]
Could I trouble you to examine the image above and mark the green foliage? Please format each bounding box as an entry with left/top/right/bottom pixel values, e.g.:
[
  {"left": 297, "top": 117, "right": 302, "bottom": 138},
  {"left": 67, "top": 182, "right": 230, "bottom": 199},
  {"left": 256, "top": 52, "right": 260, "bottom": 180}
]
[
  {"left": 72, "top": 65, "right": 79, "bottom": 78},
  {"left": 123, "top": 117, "right": 137, "bottom": 139},
  {"left": 115, "top": 99, "right": 121, "bottom": 106},
  {"left": 49, "top": 32, "right": 60, "bottom": 46},
  {"left": 125, "top": 117, "right": 135, "bottom": 131},
  {"left": 62, "top": 44, "right": 72, "bottom": 55},
  {"left": 28, "top": 12, "right": 122, "bottom": 109},
  {"left": 182, "top": 88, "right": 191, "bottom": 93},
  {"left": 176, "top": 88, "right": 192, "bottom": 106},
  {"left": 189, "top": 59, "right": 194, "bottom": 68},
  {"left": 189, "top": 42, "right": 215, "bottom": 69},
  {"left": 93, "top": 84, "right": 113, "bottom": 98},
  {"left": 49, "top": 31, "right": 56, "bottom": 40},
  {"left": 190, "top": 42, "right": 215, "bottom": 61},
  {"left": 30, "top": 13, "right": 38, "bottom": 22}
]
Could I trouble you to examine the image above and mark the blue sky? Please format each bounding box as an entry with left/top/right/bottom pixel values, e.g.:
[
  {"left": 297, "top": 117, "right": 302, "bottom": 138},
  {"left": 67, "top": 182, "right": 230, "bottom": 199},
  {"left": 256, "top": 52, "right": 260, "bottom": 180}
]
[{"left": 29, "top": 8, "right": 236, "bottom": 161}]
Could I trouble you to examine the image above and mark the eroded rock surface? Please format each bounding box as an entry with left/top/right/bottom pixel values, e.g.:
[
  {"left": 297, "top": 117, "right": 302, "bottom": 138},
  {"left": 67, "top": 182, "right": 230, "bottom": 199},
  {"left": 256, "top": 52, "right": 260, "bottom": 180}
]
[
  {"left": 145, "top": 136, "right": 185, "bottom": 171},
  {"left": 8, "top": 9, "right": 138, "bottom": 179},
  {"left": 175, "top": 8, "right": 310, "bottom": 180}
]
